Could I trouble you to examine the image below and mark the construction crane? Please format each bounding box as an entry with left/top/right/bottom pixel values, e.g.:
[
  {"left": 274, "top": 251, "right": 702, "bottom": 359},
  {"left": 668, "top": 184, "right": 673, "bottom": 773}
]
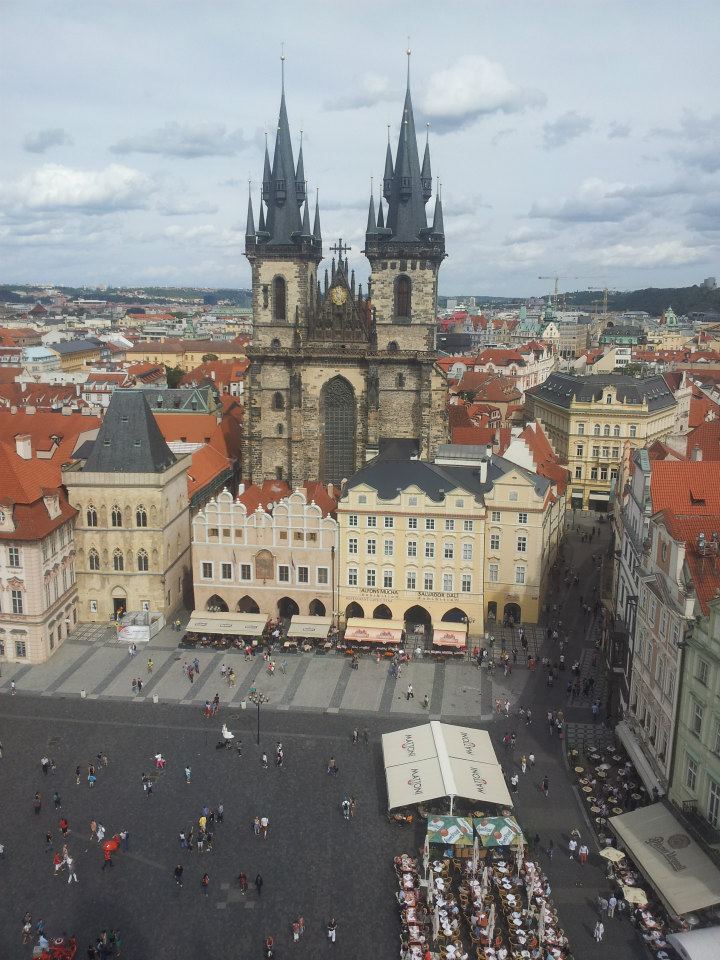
[
  {"left": 538, "top": 274, "right": 602, "bottom": 308},
  {"left": 587, "top": 284, "right": 616, "bottom": 320}
]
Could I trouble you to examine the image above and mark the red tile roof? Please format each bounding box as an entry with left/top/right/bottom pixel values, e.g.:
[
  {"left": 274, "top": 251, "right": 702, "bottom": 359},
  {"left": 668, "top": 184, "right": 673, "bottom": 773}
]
[
  {"left": 302, "top": 481, "right": 339, "bottom": 516},
  {"left": 0, "top": 441, "right": 77, "bottom": 540},
  {"left": 239, "top": 480, "right": 292, "bottom": 514},
  {"left": 154, "top": 413, "right": 219, "bottom": 445},
  {"left": 689, "top": 384, "right": 720, "bottom": 428},
  {"left": 685, "top": 420, "right": 720, "bottom": 461},
  {"left": 187, "top": 443, "right": 232, "bottom": 499},
  {"left": 456, "top": 372, "right": 522, "bottom": 403},
  {"left": 0, "top": 409, "right": 101, "bottom": 471},
  {"left": 451, "top": 425, "right": 496, "bottom": 445}
]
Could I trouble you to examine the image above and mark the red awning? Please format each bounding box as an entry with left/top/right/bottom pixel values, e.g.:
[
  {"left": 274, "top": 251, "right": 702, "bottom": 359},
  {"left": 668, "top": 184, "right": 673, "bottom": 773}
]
[
  {"left": 345, "top": 618, "right": 404, "bottom": 644},
  {"left": 432, "top": 627, "right": 467, "bottom": 649}
]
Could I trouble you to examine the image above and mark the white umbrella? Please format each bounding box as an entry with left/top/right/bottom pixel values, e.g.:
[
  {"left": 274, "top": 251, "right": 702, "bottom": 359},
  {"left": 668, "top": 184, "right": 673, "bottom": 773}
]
[
  {"left": 423, "top": 835, "right": 430, "bottom": 880},
  {"left": 472, "top": 835, "right": 479, "bottom": 876},
  {"left": 432, "top": 902, "right": 440, "bottom": 943},
  {"left": 599, "top": 846, "right": 625, "bottom": 862},
  {"left": 525, "top": 861, "right": 536, "bottom": 908},
  {"left": 427, "top": 879, "right": 434, "bottom": 906},
  {"left": 515, "top": 839, "right": 524, "bottom": 877},
  {"left": 487, "top": 902, "right": 496, "bottom": 945},
  {"left": 538, "top": 907, "right": 546, "bottom": 945}
]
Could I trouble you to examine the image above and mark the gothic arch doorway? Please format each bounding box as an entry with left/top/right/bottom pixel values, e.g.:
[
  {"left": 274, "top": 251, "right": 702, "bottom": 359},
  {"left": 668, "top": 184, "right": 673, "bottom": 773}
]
[
  {"left": 405, "top": 605, "right": 431, "bottom": 639},
  {"left": 345, "top": 602, "right": 364, "bottom": 619},
  {"left": 442, "top": 607, "right": 468, "bottom": 624},
  {"left": 206, "top": 594, "right": 229, "bottom": 612},
  {"left": 278, "top": 597, "right": 300, "bottom": 618},
  {"left": 309, "top": 598, "right": 326, "bottom": 616},
  {"left": 320, "top": 376, "right": 356, "bottom": 485},
  {"left": 373, "top": 604, "right": 393, "bottom": 620},
  {"left": 236, "top": 595, "right": 259, "bottom": 614}
]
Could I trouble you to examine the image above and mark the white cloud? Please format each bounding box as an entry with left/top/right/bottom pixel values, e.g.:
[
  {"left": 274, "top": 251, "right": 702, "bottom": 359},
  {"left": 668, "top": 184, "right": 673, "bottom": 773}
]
[
  {"left": 157, "top": 197, "right": 219, "bottom": 216},
  {"left": 529, "top": 176, "right": 696, "bottom": 224},
  {"left": 325, "top": 74, "right": 397, "bottom": 111},
  {"left": 607, "top": 121, "right": 631, "bottom": 140},
  {"left": 23, "top": 128, "right": 73, "bottom": 153},
  {"left": 0, "top": 163, "right": 154, "bottom": 214},
  {"left": 111, "top": 122, "right": 262, "bottom": 158},
  {"left": 577, "top": 239, "right": 710, "bottom": 268},
  {"left": 422, "top": 55, "right": 545, "bottom": 133},
  {"left": 542, "top": 112, "right": 593, "bottom": 150}
]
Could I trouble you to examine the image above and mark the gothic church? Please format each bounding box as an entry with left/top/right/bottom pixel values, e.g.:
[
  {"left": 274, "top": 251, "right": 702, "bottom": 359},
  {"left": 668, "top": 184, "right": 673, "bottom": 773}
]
[{"left": 243, "top": 69, "right": 448, "bottom": 486}]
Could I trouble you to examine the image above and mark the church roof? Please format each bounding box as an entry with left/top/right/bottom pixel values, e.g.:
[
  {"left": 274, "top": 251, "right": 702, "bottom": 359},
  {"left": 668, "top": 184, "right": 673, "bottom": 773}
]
[{"left": 83, "top": 391, "right": 177, "bottom": 474}]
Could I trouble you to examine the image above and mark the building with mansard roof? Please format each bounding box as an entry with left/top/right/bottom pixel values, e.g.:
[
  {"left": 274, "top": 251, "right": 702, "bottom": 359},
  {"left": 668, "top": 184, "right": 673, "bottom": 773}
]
[{"left": 243, "top": 62, "right": 448, "bottom": 487}]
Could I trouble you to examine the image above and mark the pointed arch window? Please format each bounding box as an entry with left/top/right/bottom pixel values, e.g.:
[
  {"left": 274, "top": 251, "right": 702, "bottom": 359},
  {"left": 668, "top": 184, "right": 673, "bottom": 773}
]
[
  {"left": 136, "top": 506, "right": 148, "bottom": 528},
  {"left": 113, "top": 549, "right": 124, "bottom": 571},
  {"left": 396, "top": 373, "right": 406, "bottom": 388},
  {"left": 321, "top": 376, "right": 356, "bottom": 485},
  {"left": 273, "top": 276, "right": 287, "bottom": 321},
  {"left": 87, "top": 506, "right": 98, "bottom": 527},
  {"left": 395, "top": 275, "right": 411, "bottom": 319},
  {"left": 111, "top": 505, "right": 122, "bottom": 528},
  {"left": 272, "top": 391, "right": 285, "bottom": 411},
  {"left": 89, "top": 549, "right": 100, "bottom": 571},
  {"left": 137, "top": 549, "right": 149, "bottom": 572}
]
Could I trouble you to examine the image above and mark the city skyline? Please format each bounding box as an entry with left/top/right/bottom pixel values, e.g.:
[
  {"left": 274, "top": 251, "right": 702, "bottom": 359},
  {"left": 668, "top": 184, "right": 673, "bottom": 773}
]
[{"left": 1, "top": 0, "right": 719, "bottom": 295}]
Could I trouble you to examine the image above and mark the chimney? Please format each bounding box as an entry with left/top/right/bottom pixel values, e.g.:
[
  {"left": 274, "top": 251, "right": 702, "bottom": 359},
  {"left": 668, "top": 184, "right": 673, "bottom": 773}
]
[
  {"left": 327, "top": 482, "right": 334, "bottom": 498},
  {"left": 237, "top": 483, "right": 245, "bottom": 497},
  {"left": 15, "top": 434, "right": 32, "bottom": 459},
  {"left": 479, "top": 456, "right": 489, "bottom": 484},
  {"left": 691, "top": 445, "right": 703, "bottom": 462}
]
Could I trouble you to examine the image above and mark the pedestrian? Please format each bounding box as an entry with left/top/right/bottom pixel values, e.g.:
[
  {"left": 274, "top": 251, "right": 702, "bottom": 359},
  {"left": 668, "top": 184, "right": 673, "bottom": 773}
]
[
  {"left": 67, "top": 856, "right": 78, "bottom": 883},
  {"left": 75, "top": 765, "right": 81, "bottom": 786},
  {"left": 201, "top": 872, "right": 209, "bottom": 897},
  {"left": 608, "top": 895, "right": 617, "bottom": 918},
  {"left": 422, "top": 693, "right": 429, "bottom": 709},
  {"left": 45, "top": 831, "right": 53, "bottom": 852},
  {"left": 253, "top": 816, "right": 261, "bottom": 836},
  {"left": 10, "top": 680, "right": 15, "bottom": 695},
  {"left": 327, "top": 756, "right": 338, "bottom": 775},
  {"left": 90, "top": 819, "right": 97, "bottom": 839},
  {"left": 568, "top": 838, "right": 577, "bottom": 859},
  {"left": 598, "top": 896, "right": 608, "bottom": 916},
  {"left": 276, "top": 749, "right": 284, "bottom": 768},
  {"left": 174, "top": 864, "right": 184, "bottom": 887},
  {"left": 261, "top": 753, "right": 268, "bottom": 769},
  {"left": 255, "top": 873, "right": 263, "bottom": 897},
  {"left": 88, "top": 771, "right": 96, "bottom": 788},
  {"left": 594, "top": 921, "right": 604, "bottom": 942},
  {"left": 60, "top": 817, "right": 69, "bottom": 836},
  {"left": 352, "top": 728, "right": 359, "bottom": 744},
  {"left": 520, "top": 755, "right": 527, "bottom": 774},
  {"left": 261, "top": 815, "right": 269, "bottom": 839},
  {"left": 22, "top": 920, "right": 32, "bottom": 944},
  {"left": 102, "top": 847, "right": 113, "bottom": 870},
  {"left": 578, "top": 843, "right": 589, "bottom": 865},
  {"left": 546, "top": 840, "right": 554, "bottom": 861},
  {"left": 119, "top": 829, "right": 129, "bottom": 852},
  {"left": 541, "top": 776, "right": 549, "bottom": 798},
  {"left": 96, "top": 823, "right": 106, "bottom": 842},
  {"left": 363, "top": 728, "right": 369, "bottom": 745},
  {"left": 217, "top": 803, "right": 224, "bottom": 824},
  {"left": 34, "top": 792, "right": 42, "bottom": 814},
  {"left": 350, "top": 797, "right": 357, "bottom": 819},
  {"left": 529, "top": 752, "right": 535, "bottom": 768},
  {"left": 41, "top": 756, "right": 50, "bottom": 775},
  {"left": 327, "top": 918, "right": 338, "bottom": 943},
  {"left": 238, "top": 872, "right": 248, "bottom": 894},
  {"left": 147, "top": 658, "right": 154, "bottom": 673},
  {"left": 185, "top": 766, "right": 191, "bottom": 784},
  {"left": 510, "top": 773, "right": 519, "bottom": 793},
  {"left": 137, "top": 678, "right": 143, "bottom": 693},
  {"left": 406, "top": 683, "right": 414, "bottom": 701},
  {"left": 179, "top": 831, "right": 187, "bottom": 849},
  {"left": 292, "top": 919, "right": 301, "bottom": 942},
  {"left": 532, "top": 832, "right": 541, "bottom": 850},
  {"left": 193, "top": 657, "right": 200, "bottom": 674}
]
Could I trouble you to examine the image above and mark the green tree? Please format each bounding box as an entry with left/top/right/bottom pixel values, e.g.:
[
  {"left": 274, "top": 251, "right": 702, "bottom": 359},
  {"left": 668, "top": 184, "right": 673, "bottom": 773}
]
[
  {"left": 201, "top": 353, "right": 219, "bottom": 362},
  {"left": 165, "top": 365, "right": 184, "bottom": 388}
]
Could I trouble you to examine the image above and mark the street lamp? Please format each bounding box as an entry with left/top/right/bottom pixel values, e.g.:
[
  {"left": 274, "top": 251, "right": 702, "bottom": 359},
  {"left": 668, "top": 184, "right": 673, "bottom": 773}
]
[{"left": 247, "top": 687, "right": 269, "bottom": 745}]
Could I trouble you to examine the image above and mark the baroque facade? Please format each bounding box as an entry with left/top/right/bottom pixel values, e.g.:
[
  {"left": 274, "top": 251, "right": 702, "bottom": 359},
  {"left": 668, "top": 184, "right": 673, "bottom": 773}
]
[{"left": 243, "top": 72, "right": 448, "bottom": 487}]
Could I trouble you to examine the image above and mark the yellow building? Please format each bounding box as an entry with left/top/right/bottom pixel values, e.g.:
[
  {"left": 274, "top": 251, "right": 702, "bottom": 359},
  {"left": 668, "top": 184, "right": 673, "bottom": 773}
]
[
  {"left": 126, "top": 339, "right": 246, "bottom": 372},
  {"left": 526, "top": 373, "right": 677, "bottom": 512},
  {"left": 337, "top": 448, "right": 562, "bottom": 639},
  {"left": 49, "top": 338, "right": 103, "bottom": 371},
  {"left": 63, "top": 391, "right": 192, "bottom": 621}
]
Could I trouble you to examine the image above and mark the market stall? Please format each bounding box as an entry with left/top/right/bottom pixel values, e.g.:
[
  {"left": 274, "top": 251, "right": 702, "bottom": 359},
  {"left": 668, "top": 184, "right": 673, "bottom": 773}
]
[
  {"left": 185, "top": 611, "right": 269, "bottom": 637},
  {"left": 427, "top": 815, "right": 475, "bottom": 858},
  {"left": 285, "top": 615, "right": 332, "bottom": 651},
  {"left": 432, "top": 624, "right": 468, "bottom": 657},
  {"left": 474, "top": 815, "right": 525, "bottom": 849},
  {"left": 382, "top": 721, "right": 513, "bottom": 812}
]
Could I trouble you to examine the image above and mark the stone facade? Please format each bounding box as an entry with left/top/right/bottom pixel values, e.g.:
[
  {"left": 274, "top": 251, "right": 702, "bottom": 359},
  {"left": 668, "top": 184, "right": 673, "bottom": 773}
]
[{"left": 64, "top": 459, "right": 192, "bottom": 622}]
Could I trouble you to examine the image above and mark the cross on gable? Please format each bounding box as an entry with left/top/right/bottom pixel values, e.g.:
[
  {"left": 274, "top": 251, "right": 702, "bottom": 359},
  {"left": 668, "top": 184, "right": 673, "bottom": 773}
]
[{"left": 329, "top": 238, "right": 351, "bottom": 259}]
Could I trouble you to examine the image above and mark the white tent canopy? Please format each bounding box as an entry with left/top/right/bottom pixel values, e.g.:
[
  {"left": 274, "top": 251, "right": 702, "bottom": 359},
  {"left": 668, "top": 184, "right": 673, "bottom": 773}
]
[
  {"left": 609, "top": 803, "right": 720, "bottom": 916},
  {"left": 382, "top": 721, "right": 513, "bottom": 811},
  {"left": 667, "top": 928, "right": 720, "bottom": 960},
  {"left": 286, "top": 616, "right": 332, "bottom": 639},
  {"left": 186, "top": 612, "right": 268, "bottom": 637}
]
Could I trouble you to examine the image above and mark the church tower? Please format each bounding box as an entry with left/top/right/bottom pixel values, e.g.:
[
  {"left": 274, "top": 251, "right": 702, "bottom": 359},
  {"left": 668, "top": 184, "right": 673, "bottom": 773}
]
[{"left": 243, "top": 63, "right": 448, "bottom": 488}]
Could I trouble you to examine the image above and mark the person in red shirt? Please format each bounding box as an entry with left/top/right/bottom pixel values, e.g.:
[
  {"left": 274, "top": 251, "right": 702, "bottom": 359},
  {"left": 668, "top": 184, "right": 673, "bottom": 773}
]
[
  {"left": 59, "top": 818, "right": 69, "bottom": 836},
  {"left": 53, "top": 852, "right": 63, "bottom": 875},
  {"left": 102, "top": 847, "right": 113, "bottom": 870}
]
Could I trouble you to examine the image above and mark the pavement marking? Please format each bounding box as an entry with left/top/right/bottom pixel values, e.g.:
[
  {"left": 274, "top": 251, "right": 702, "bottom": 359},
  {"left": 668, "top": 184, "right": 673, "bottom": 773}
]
[
  {"left": 0, "top": 664, "right": 32, "bottom": 691},
  {"left": 378, "top": 667, "right": 398, "bottom": 712},
  {"left": 91, "top": 651, "right": 138, "bottom": 696},
  {"left": 136, "top": 652, "right": 179, "bottom": 698},
  {"left": 46, "top": 645, "right": 105, "bottom": 694},
  {"left": 278, "top": 656, "right": 309, "bottom": 705},
  {"left": 430, "top": 660, "right": 445, "bottom": 714},
  {"left": 328, "top": 659, "right": 353, "bottom": 709},
  {"left": 234, "top": 658, "right": 265, "bottom": 703},
  {"left": 181, "top": 652, "right": 224, "bottom": 702}
]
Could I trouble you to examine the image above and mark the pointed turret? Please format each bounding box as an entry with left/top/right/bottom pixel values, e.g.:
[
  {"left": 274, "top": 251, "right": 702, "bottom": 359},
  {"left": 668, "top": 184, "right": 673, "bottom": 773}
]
[
  {"left": 383, "top": 140, "right": 394, "bottom": 202},
  {"left": 313, "top": 192, "right": 322, "bottom": 242},
  {"left": 295, "top": 136, "right": 306, "bottom": 204},
  {"left": 421, "top": 130, "right": 432, "bottom": 202},
  {"left": 432, "top": 191, "right": 444, "bottom": 237},
  {"left": 245, "top": 191, "right": 256, "bottom": 239},
  {"left": 301, "top": 199, "right": 311, "bottom": 236},
  {"left": 377, "top": 197, "right": 385, "bottom": 230},
  {"left": 366, "top": 193, "right": 376, "bottom": 233},
  {"left": 258, "top": 201, "right": 266, "bottom": 235},
  {"left": 262, "top": 139, "right": 272, "bottom": 202}
]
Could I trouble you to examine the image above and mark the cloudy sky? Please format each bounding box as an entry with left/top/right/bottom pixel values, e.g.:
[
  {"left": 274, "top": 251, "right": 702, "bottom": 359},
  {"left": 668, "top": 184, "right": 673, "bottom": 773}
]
[{"left": 2, "top": 0, "right": 719, "bottom": 296}]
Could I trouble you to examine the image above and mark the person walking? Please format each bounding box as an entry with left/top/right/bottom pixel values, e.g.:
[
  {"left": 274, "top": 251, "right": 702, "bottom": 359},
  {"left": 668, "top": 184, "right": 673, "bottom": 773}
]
[
  {"left": 102, "top": 847, "right": 113, "bottom": 871},
  {"left": 261, "top": 753, "right": 268, "bottom": 769},
  {"left": 253, "top": 816, "right": 261, "bottom": 837},
  {"left": 608, "top": 895, "right": 617, "bottom": 918},
  {"left": 66, "top": 856, "right": 78, "bottom": 884},
  {"left": 327, "top": 918, "right": 338, "bottom": 943},
  {"left": 255, "top": 873, "right": 263, "bottom": 897},
  {"left": 520, "top": 755, "right": 527, "bottom": 774},
  {"left": 406, "top": 684, "right": 414, "bottom": 701},
  {"left": 238, "top": 872, "right": 248, "bottom": 894},
  {"left": 260, "top": 816, "right": 269, "bottom": 839},
  {"left": 119, "top": 829, "right": 129, "bottom": 852},
  {"left": 594, "top": 920, "right": 604, "bottom": 942},
  {"left": 96, "top": 823, "right": 106, "bottom": 843},
  {"left": 185, "top": 766, "right": 191, "bottom": 784},
  {"left": 510, "top": 773, "right": 519, "bottom": 793},
  {"left": 568, "top": 837, "right": 577, "bottom": 859},
  {"left": 34, "top": 792, "right": 42, "bottom": 815},
  {"left": 201, "top": 872, "right": 209, "bottom": 897},
  {"left": 327, "top": 756, "right": 338, "bottom": 775},
  {"left": 540, "top": 776, "right": 549, "bottom": 798},
  {"left": 578, "top": 843, "right": 589, "bottom": 865},
  {"left": 174, "top": 864, "right": 183, "bottom": 887},
  {"left": 546, "top": 840, "right": 554, "bottom": 861},
  {"left": 352, "top": 728, "right": 359, "bottom": 745},
  {"left": 528, "top": 752, "right": 535, "bottom": 768}
]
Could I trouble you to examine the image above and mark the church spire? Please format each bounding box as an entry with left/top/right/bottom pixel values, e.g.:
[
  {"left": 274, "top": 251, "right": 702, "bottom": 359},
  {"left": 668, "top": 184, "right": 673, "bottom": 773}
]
[
  {"left": 313, "top": 189, "right": 322, "bottom": 242},
  {"left": 432, "top": 181, "right": 444, "bottom": 237},
  {"left": 366, "top": 179, "right": 376, "bottom": 233},
  {"left": 301, "top": 198, "right": 311, "bottom": 236},
  {"left": 421, "top": 124, "right": 432, "bottom": 201},
  {"left": 245, "top": 186, "right": 256, "bottom": 251},
  {"left": 377, "top": 196, "right": 385, "bottom": 230}
]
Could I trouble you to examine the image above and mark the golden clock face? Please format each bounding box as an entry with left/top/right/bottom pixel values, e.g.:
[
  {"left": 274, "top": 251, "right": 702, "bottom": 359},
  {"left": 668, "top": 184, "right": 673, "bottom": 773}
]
[{"left": 330, "top": 285, "right": 348, "bottom": 306}]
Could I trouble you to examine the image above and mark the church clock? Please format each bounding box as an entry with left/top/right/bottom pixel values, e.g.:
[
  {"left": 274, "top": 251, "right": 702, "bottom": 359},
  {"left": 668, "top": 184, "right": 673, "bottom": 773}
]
[{"left": 330, "top": 285, "right": 348, "bottom": 306}]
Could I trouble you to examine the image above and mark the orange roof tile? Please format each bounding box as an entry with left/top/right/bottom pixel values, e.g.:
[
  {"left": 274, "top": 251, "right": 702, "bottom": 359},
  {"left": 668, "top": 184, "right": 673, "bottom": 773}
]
[
  {"left": 239, "top": 480, "right": 291, "bottom": 514},
  {"left": 154, "top": 413, "right": 219, "bottom": 444}
]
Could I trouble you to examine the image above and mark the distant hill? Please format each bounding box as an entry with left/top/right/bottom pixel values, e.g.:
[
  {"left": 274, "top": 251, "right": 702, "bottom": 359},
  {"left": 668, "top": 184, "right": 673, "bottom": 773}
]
[
  {"left": 0, "top": 285, "right": 253, "bottom": 308},
  {"left": 561, "top": 285, "right": 720, "bottom": 317}
]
